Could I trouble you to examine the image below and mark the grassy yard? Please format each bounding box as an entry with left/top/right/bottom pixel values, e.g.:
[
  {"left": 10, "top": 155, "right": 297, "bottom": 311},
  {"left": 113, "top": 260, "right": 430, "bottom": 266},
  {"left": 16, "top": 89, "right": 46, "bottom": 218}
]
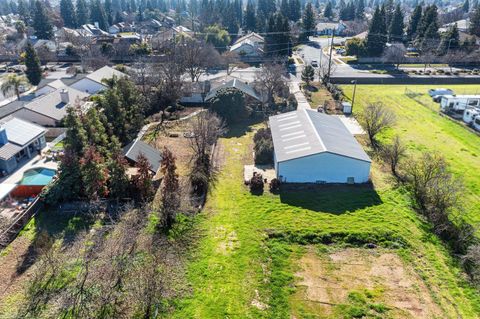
[
  {"left": 172, "top": 118, "right": 480, "bottom": 318},
  {"left": 342, "top": 85, "right": 480, "bottom": 225}
]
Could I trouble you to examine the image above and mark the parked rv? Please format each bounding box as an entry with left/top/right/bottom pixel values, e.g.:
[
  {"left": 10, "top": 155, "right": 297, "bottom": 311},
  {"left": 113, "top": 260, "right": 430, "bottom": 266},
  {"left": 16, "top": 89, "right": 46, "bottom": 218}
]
[
  {"left": 440, "top": 95, "right": 480, "bottom": 117},
  {"left": 473, "top": 116, "right": 480, "bottom": 132},
  {"left": 463, "top": 108, "right": 480, "bottom": 124}
]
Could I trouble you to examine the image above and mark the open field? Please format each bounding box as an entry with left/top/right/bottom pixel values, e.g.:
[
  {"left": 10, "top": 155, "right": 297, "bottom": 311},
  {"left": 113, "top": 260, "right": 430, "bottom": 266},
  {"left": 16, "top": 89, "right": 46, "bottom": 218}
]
[
  {"left": 171, "top": 119, "right": 480, "bottom": 318},
  {"left": 341, "top": 84, "right": 480, "bottom": 225}
]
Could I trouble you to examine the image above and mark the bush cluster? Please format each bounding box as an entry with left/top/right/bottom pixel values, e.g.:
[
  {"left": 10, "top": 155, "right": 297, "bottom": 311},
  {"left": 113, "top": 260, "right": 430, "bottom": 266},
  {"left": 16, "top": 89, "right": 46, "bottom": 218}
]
[{"left": 253, "top": 128, "right": 274, "bottom": 165}]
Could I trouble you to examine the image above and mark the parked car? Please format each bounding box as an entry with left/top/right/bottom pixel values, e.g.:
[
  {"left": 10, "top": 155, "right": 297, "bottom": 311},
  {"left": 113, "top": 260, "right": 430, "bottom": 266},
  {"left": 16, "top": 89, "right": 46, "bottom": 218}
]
[
  {"left": 428, "top": 88, "right": 454, "bottom": 97},
  {"left": 311, "top": 60, "right": 319, "bottom": 67}
]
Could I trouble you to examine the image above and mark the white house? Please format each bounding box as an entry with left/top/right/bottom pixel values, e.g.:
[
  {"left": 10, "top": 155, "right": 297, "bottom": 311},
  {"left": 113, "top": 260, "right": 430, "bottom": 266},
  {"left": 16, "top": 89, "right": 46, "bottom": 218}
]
[
  {"left": 70, "top": 66, "right": 127, "bottom": 94},
  {"left": 316, "top": 21, "right": 347, "bottom": 36},
  {"left": 269, "top": 109, "right": 371, "bottom": 183},
  {"left": 230, "top": 32, "right": 264, "bottom": 58}
]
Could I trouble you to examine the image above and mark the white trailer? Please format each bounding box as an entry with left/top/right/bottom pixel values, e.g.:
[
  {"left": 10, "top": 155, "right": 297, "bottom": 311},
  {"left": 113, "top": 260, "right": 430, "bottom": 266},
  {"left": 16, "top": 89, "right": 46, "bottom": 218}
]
[
  {"left": 463, "top": 108, "right": 480, "bottom": 124},
  {"left": 473, "top": 116, "right": 480, "bottom": 132},
  {"left": 440, "top": 95, "right": 480, "bottom": 117}
]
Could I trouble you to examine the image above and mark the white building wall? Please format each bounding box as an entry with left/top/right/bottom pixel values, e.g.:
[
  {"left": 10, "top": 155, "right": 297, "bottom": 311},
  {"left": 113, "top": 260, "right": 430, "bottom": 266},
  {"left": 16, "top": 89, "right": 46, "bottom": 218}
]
[
  {"left": 276, "top": 152, "right": 371, "bottom": 183},
  {"left": 12, "top": 109, "right": 57, "bottom": 127},
  {"left": 70, "top": 78, "right": 106, "bottom": 94}
]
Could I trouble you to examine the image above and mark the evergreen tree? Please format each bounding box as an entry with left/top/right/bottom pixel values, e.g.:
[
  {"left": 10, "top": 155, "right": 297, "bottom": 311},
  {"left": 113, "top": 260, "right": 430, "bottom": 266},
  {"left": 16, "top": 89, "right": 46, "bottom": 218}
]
[
  {"left": 420, "top": 22, "right": 440, "bottom": 51},
  {"left": 64, "top": 107, "right": 88, "bottom": 155},
  {"left": 280, "top": 0, "right": 290, "bottom": 19},
  {"left": 130, "top": 0, "right": 137, "bottom": 12},
  {"left": 32, "top": 0, "right": 53, "bottom": 39},
  {"left": 470, "top": 6, "right": 480, "bottom": 36},
  {"left": 76, "top": 0, "right": 89, "bottom": 25},
  {"left": 383, "top": 0, "right": 395, "bottom": 29},
  {"left": 302, "top": 2, "right": 315, "bottom": 40},
  {"left": 105, "top": 0, "right": 113, "bottom": 25},
  {"left": 416, "top": 5, "right": 438, "bottom": 41},
  {"left": 133, "top": 154, "right": 154, "bottom": 202},
  {"left": 301, "top": 65, "right": 315, "bottom": 86},
  {"left": 406, "top": 5, "right": 422, "bottom": 41},
  {"left": 244, "top": 0, "right": 257, "bottom": 31},
  {"left": 17, "top": 0, "right": 29, "bottom": 23},
  {"left": 355, "top": 0, "right": 364, "bottom": 20},
  {"left": 90, "top": 0, "right": 109, "bottom": 30},
  {"left": 160, "top": 147, "right": 180, "bottom": 229},
  {"left": 438, "top": 23, "right": 460, "bottom": 54},
  {"left": 60, "top": 0, "right": 78, "bottom": 28},
  {"left": 463, "top": 0, "right": 470, "bottom": 12},
  {"left": 365, "top": 6, "right": 387, "bottom": 56},
  {"left": 324, "top": 1, "right": 333, "bottom": 19},
  {"left": 80, "top": 146, "right": 109, "bottom": 200},
  {"left": 265, "top": 12, "right": 291, "bottom": 56},
  {"left": 389, "top": 4, "right": 404, "bottom": 42},
  {"left": 24, "top": 43, "right": 42, "bottom": 85},
  {"left": 289, "top": 0, "right": 301, "bottom": 21},
  {"left": 107, "top": 147, "right": 129, "bottom": 200}
]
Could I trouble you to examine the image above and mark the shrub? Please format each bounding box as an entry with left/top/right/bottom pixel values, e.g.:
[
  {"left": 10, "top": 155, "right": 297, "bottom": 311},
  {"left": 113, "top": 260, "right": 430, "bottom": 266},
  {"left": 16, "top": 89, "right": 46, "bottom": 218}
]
[
  {"left": 249, "top": 172, "right": 264, "bottom": 193},
  {"left": 270, "top": 178, "right": 281, "bottom": 193},
  {"left": 254, "top": 128, "right": 274, "bottom": 165}
]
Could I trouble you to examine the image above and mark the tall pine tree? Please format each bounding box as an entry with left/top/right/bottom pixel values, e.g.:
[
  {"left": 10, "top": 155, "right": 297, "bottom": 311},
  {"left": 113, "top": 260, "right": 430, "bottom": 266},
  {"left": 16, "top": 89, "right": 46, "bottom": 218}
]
[
  {"left": 76, "top": 0, "right": 89, "bottom": 25},
  {"left": 470, "top": 6, "right": 480, "bottom": 36},
  {"left": 302, "top": 2, "right": 315, "bottom": 40},
  {"left": 324, "top": 1, "right": 333, "bottom": 19},
  {"left": 244, "top": 0, "right": 256, "bottom": 31},
  {"left": 32, "top": 0, "right": 53, "bottom": 39},
  {"left": 388, "top": 4, "right": 404, "bottom": 42},
  {"left": 406, "top": 5, "right": 422, "bottom": 41},
  {"left": 60, "top": 0, "right": 78, "bottom": 28},
  {"left": 24, "top": 43, "right": 42, "bottom": 85},
  {"left": 365, "top": 6, "right": 387, "bottom": 56}
]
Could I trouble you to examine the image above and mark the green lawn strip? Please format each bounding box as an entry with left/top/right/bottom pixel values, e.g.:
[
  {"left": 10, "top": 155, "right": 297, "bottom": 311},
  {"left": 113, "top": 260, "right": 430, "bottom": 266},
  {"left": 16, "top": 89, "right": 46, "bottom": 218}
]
[
  {"left": 342, "top": 84, "right": 480, "bottom": 225},
  {"left": 173, "top": 122, "right": 480, "bottom": 318}
]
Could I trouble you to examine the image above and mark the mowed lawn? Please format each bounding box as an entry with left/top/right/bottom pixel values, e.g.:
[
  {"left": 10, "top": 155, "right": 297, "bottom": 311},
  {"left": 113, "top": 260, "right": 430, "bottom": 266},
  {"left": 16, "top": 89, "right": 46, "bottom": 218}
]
[
  {"left": 173, "top": 119, "right": 480, "bottom": 318},
  {"left": 342, "top": 84, "right": 480, "bottom": 225}
]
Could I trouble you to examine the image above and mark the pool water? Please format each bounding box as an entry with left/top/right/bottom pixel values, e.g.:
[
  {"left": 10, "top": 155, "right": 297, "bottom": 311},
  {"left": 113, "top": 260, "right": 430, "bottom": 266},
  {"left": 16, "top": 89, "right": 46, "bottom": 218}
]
[{"left": 20, "top": 168, "right": 57, "bottom": 186}]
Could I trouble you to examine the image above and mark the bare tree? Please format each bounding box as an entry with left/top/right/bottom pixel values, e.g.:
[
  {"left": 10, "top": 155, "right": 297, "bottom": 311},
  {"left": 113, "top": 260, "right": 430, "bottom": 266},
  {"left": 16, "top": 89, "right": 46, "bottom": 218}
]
[
  {"left": 359, "top": 102, "right": 396, "bottom": 148},
  {"left": 177, "top": 38, "right": 221, "bottom": 82},
  {"left": 254, "top": 61, "right": 288, "bottom": 107},
  {"left": 188, "top": 111, "right": 226, "bottom": 196},
  {"left": 381, "top": 135, "right": 406, "bottom": 179},
  {"left": 221, "top": 51, "right": 239, "bottom": 75},
  {"left": 382, "top": 43, "right": 407, "bottom": 70}
]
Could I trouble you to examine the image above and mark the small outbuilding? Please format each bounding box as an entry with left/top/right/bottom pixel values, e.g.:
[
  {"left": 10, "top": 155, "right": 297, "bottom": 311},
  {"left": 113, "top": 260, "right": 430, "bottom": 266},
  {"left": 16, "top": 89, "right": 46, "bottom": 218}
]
[
  {"left": 269, "top": 109, "right": 371, "bottom": 184},
  {"left": 122, "top": 138, "right": 162, "bottom": 174}
]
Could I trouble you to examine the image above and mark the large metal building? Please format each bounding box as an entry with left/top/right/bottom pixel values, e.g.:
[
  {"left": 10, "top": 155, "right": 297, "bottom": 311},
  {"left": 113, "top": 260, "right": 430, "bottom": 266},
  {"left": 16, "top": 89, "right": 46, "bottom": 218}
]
[{"left": 269, "top": 109, "right": 371, "bottom": 184}]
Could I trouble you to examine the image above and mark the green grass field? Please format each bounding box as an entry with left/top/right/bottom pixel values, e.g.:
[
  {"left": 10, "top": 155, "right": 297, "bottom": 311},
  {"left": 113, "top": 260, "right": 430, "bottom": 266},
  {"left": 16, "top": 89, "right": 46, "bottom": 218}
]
[
  {"left": 342, "top": 85, "right": 480, "bottom": 225},
  {"left": 172, "top": 103, "right": 480, "bottom": 318}
]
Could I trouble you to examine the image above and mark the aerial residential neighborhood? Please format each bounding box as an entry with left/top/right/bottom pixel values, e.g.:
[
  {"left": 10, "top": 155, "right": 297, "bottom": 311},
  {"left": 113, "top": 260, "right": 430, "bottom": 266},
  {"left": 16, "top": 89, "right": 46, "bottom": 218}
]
[{"left": 1, "top": 0, "right": 480, "bottom": 318}]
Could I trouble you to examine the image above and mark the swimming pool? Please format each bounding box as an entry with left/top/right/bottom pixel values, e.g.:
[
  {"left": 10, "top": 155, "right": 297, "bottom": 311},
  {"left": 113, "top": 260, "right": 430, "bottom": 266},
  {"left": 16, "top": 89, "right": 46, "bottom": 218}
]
[{"left": 20, "top": 168, "right": 57, "bottom": 186}]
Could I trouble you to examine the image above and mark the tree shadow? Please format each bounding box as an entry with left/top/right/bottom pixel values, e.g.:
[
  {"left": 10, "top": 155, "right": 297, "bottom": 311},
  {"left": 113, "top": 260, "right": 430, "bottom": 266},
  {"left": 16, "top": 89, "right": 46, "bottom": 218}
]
[
  {"left": 224, "top": 117, "right": 265, "bottom": 138},
  {"left": 15, "top": 209, "right": 95, "bottom": 275},
  {"left": 279, "top": 183, "right": 383, "bottom": 214}
]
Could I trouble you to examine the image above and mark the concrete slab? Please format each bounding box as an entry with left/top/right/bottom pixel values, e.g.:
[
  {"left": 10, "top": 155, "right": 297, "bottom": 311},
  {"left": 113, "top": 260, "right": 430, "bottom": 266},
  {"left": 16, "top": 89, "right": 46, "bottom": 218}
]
[
  {"left": 244, "top": 164, "right": 276, "bottom": 183},
  {"left": 333, "top": 115, "right": 365, "bottom": 135}
]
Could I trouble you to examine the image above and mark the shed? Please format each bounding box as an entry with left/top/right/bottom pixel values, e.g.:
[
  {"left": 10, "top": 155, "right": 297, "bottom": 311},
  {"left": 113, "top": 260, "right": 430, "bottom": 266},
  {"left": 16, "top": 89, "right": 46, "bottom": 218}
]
[
  {"left": 122, "top": 138, "right": 162, "bottom": 174},
  {"left": 269, "top": 109, "right": 371, "bottom": 183}
]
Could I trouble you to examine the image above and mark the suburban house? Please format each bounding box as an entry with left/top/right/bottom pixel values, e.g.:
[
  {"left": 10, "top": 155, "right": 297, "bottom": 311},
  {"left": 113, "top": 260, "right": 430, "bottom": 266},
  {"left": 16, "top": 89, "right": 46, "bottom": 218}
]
[
  {"left": 35, "top": 79, "right": 67, "bottom": 97},
  {"left": 440, "top": 19, "right": 469, "bottom": 33},
  {"left": 0, "top": 117, "right": 47, "bottom": 174},
  {"left": 230, "top": 32, "right": 265, "bottom": 61},
  {"left": 70, "top": 66, "right": 127, "bottom": 94},
  {"left": 316, "top": 21, "right": 347, "bottom": 36},
  {"left": 205, "top": 78, "right": 263, "bottom": 103},
  {"left": 122, "top": 138, "right": 162, "bottom": 174},
  {"left": 269, "top": 109, "right": 371, "bottom": 183},
  {"left": 13, "top": 87, "right": 91, "bottom": 127},
  {"left": 179, "top": 81, "right": 211, "bottom": 104}
]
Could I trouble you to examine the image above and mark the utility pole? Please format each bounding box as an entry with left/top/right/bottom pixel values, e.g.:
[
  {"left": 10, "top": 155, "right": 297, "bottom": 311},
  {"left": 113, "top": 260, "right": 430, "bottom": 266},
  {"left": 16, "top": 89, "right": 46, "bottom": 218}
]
[
  {"left": 351, "top": 80, "right": 357, "bottom": 113},
  {"left": 327, "top": 29, "right": 335, "bottom": 81}
]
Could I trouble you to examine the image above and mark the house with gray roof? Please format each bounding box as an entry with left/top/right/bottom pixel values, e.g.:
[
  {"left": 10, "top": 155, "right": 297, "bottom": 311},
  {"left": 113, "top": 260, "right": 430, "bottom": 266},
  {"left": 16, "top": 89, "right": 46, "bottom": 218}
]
[
  {"left": 0, "top": 117, "right": 46, "bottom": 174},
  {"left": 205, "top": 78, "right": 263, "bottom": 103},
  {"left": 70, "top": 66, "right": 127, "bottom": 94},
  {"left": 13, "top": 87, "right": 90, "bottom": 127},
  {"left": 122, "top": 138, "right": 162, "bottom": 174},
  {"left": 269, "top": 109, "right": 371, "bottom": 183}
]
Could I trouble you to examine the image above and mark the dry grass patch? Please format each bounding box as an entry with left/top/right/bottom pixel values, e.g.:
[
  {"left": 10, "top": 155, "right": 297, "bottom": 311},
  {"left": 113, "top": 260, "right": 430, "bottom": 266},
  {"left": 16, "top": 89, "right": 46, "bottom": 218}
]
[{"left": 292, "top": 247, "right": 444, "bottom": 319}]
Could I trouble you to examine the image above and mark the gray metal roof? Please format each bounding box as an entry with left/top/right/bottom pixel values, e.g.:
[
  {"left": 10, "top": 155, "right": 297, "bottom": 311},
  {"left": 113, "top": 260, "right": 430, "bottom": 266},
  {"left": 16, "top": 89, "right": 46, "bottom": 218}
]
[
  {"left": 269, "top": 109, "right": 371, "bottom": 163},
  {"left": 122, "top": 138, "right": 162, "bottom": 173},
  {"left": 86, "top": 66, "right": 127, "bottom": 85},
  {"left": 24, "top": 87, "right": 90, "bottom": 121},
  {"left": 1, "top": 117, "right": 46, "bottom": 147},
  {"left": 205, "top": 78, "right": 261, "bottom": 101},
  {"left": 0, "top": 143, "right": 22, "bottom": 160}
]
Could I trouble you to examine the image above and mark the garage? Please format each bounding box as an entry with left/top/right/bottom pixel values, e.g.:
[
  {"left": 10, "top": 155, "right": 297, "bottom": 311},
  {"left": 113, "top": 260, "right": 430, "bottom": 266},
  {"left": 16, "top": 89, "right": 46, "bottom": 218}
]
[{"left": 269, "top": 109, "right": 371, "bottom": 184}]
